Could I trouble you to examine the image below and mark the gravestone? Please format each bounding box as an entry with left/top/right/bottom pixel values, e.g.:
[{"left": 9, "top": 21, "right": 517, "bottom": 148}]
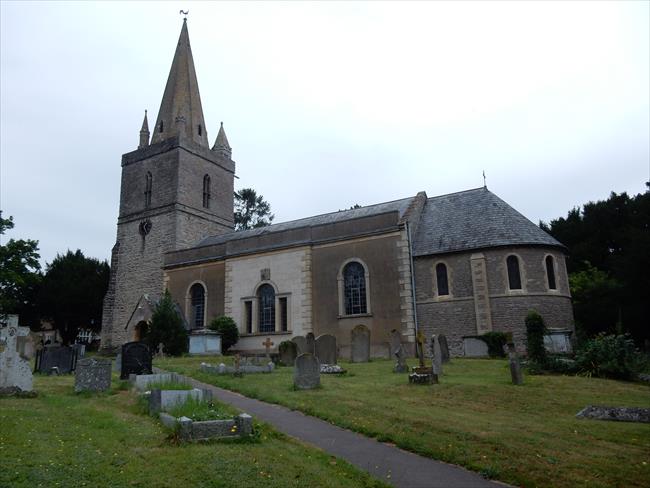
[
  {"left": 294, "top": 353, "right": 320, "bottom": 390},
  {"left": 113, "top": 352, "right": 122, "bottom": 373},
  {"left": 389, "top": 330, "right": 402, "bottom": 357},
  {"left": 278, "top": 340, "right": 297, "bottom": 366},
  {"left": 576, "top": 405, "right": 650, "bottom": 423},
  {"left": 430, "top": 335, "right": 443, "bottom": 376},
  {"left": 315, "top": 334, "right": 337, "bottom": 365},
  {"left": 507, "top": 342, "right": 523, "bottom": 385},
  {"left": 262, "top": 337, "right": 274, "bottom": 360},
  {"left": 74, "top": 358, "right": 112, "bottom": 392},
  {"left": 72, "top": 343, "right": 86, "bottom": 359},
  {"left": 305, "top": 333, "right": 316, "bottom": 355},
  {"left": 0, "top": 319, "right": 33, "bottom": 394},
  {"left": 120, "top": 342, "right": 152, "bottom": 380},
  {"left": 438, "top": 335, "right": 450, "bottom": 363},
  {"left": 35, "top": 345, "right": 77, "bottom": 374},
  {"left": 292, "top": 336, "right": 307, "bottom": 355},
  {"left": 393, "top": 344, "right": 408, "bottom": 373},
  {"left": 463, "top": 337, "right": 489, "bottom": 357},
  {"left": 350, "top": 325, "right": 370, "bottom": 363}
]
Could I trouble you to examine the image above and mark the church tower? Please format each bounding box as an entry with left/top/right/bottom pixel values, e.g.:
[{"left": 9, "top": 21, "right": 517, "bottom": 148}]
[{"left": 100, "top": 20, "right": 235, "bottom": 350}]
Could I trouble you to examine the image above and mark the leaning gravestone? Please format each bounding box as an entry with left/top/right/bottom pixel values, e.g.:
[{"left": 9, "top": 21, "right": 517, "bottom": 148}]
[
  {"left": 120, "top": 342, "right": 152, "bottom": 380},
  {"left": 506, "top": 342, "right": 523, "bottom": 385},
  {"left": 350, "top": 325, "right": 370, "bottom": 363},
  {"left": 438, "top": 334, "right": 450, "bottom": 363},
  {"left": 315, "top": 334, "right": 337, "bottom": 365},
  {"left": 430, "top": 335, "right": 443, "bottom": 376},
  {"left": 294, "top": 353, "right": 320, "bottom": 390},
  {"left": 74, "top": 358, "right": 112, "bottom": 392},
  {"left": 35, "top": 345, "right": 77, "bottom": 374},
  {"left": 393, "top": 344, "right": 409, "bottom": 373},
  {"left": 0, "top": 320, "right": 33, "bottom": 394},
  {"left": 305, "top": 333, "right": 316, "bottom": 355},
  {"left": 292, "top": 336, "right": 307, "bottom": 355},
  {"left": 278, "top": 340, "right": 298, "bottom": 366}
]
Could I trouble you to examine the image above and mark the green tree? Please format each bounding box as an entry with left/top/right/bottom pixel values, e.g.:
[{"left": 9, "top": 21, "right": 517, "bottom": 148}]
[
  {"left": 525, "top": 310, "right": 547, "bottom": 365},
  {"left": 0, "top": 212, "right": 42, "bottom": 326},
  {"left": 38, "top": 250, "right": 109, "bottom": 344},
  {"left": 208, "top": 316, "right": 239, "bottom": 353},
  {"left": 234, "top": 188, "right": 274, "bottom": 230},
  {"left": 541, "top": 190, "right": 650, "bottom": 344},
  {"left": 143, "top": 290, "right": 188, "bottom": 356}
]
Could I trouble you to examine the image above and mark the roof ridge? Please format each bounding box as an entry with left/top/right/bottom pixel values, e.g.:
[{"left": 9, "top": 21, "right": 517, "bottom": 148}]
[{"left": 427, "top": 186, "right": 487, "bottom": 200}]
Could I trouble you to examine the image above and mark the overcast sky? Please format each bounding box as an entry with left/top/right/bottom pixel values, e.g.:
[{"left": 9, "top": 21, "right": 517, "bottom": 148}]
[{"left": 1, "top": 1, "right": 648, "bottom": 266}]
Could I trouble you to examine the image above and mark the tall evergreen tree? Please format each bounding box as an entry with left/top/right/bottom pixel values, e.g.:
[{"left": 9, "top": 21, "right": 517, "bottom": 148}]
[{"left": 234, "top": 188, "right": 274, "bottom": 230}]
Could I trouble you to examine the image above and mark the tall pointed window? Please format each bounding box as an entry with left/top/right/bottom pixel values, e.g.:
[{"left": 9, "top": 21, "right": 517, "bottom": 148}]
[
  {"left": 202, "top": 175, "right": 211, "bottom": 208},
  {"left": 545, "top": 256, "right": 557, "bottom": 290},
  {"left": 344, "top": 262, "right": 367, "bottom": 315},
  {"left": 436, "top": 263, "right": 449, "bottom": 296},
  {"left": 258, "top": 284, "right": 275, "bottom": 333},
  {"left": 190, "top": 283, "right": 205, "bottom": 329},
  {"left": 507, "top": 255, "right": 522, "bottom": 290},
  {"left": 144, "top": 172, "right": 153, "bottom": 208}
]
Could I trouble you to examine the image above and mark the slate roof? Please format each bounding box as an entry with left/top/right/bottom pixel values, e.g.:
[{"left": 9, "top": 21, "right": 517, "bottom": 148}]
[
  {"left": 197, "top": 196, "right": 415, "bottom": 248},
  {"left": 412, "top": 187, "right": 563, "bottom": 256}
]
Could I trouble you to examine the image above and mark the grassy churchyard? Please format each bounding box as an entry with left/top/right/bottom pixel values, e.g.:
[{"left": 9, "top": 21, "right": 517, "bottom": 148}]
[
  {"left": 156, "top": 356, "right": 650, "bottom": 488},
  {"left": 0, "top": 374, "right": 387, "bottom": 488}
]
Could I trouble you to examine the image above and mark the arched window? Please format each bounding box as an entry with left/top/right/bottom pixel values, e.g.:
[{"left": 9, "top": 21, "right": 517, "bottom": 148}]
[
  {"left": 436, "top": 263, "right": 449, "bottom": 296},
  {"left": 144, "top": 172, "right": 152, "bottom": 208},
  {"left": 202, "top": 175, "right": 211, "bottom": 209},
  {"left": 545, "top": 255, "right": 557, "bottom": 290},
  {"left": 258, "top": 284, "right": 275, "bottom": 333},
  {"left": 190, "top": 283, "right": 205, "bottom": 329},
  {"left": 158, "top": 120, "right": 164, "bottom": 133},
  {"left": 344, "top": 262, "right": 367, "bottom": 315},
  {"left": 507, "top": 255, "right": 522, "bottom": 290}
]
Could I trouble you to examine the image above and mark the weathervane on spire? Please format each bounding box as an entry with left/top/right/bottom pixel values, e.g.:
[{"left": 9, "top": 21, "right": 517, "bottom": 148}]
[
  {"left": 483, "top": 170, "right": 487, "bottom": 188},
  {"left": 179, "top": 10, "right": 189, "bottom": 20}
]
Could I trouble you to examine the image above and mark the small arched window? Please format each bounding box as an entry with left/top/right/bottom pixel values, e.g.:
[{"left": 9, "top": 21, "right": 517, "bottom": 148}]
[
  {"left": 436, "top": 263, "right": 449, "bottom": 296},
  {"left": 344, "top": 262, "right": 367, "bottom": 315},
  {"left": 198, "top": 124, "right": 202, "bottom": 136},
  {"left": 144, "top": 172, "right": 152, "bottom": 208},
  {"left": 190, "top": 283, "right": 205, "bottom": 329},
  {"left": 158, "top": 120, "right": 164, "bottom": 133},
  {"left": 507, "top": 255, "right": 522, "bottom": 290},
  {"left": 202, "top": 175, "right": 211, "bottom": 209},
  {"left": 545, "top": 255, "right": 556, "bottom": 290},
  {"left": 258, "top": 284, "right": 275, "bottom": 333}
]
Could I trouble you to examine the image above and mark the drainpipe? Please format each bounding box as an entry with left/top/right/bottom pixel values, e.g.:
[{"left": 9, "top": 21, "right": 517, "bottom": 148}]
[{"left": 405, "top": 222, "right": 419, "bottom": 338}]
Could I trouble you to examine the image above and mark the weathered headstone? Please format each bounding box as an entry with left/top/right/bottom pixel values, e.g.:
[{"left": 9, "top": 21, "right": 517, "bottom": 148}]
[
  {"left": 430, "top": 335, "right": 443, "bottom": 376},
  {"left": 262, "top": 337, "right": 274, "bottom": 360},
  {"left": 35, "top": 345, "right": 77, "bottom": 374},
  {"left": 315, "top": 334, "right": 337, "bottom": 365},
  {"left": 507, "top": 342, "right": 523, "bottom": 385},
  {"left": 305, "top": 333, "right": 316, "bottom": 355},
  {"left": 113, "top": 352, "right": 122, "bottom": 373},
  {"left": 292, "top": 336, "right": 307, "bottom": 355},
  {"left": 120, "top": 342, "right": 152, "bottom": 380},
  {"left": 393, "top": 344, "right": 409, "bottom": 373},
  {"left": 350, "top": 325, "right": 370, "bottom": 363},
  {"left": 294, "top": 353, "right": 320, "bottom": 390},
  {"left": 463, "top": 337, "right": 489, "bottom": 357},
  {"left": 576, "top": 405, "right": 650, "bottom": 423},
  {"left": 278, "top": 340, "right": 297, "bottom": 366},
  {"left": 0, "top": 319, "right": 33, "bottom": 394},
  {"left": 389, "top": 329, "right": 402, "bottom": 357},
  {"left": 438, "top": 334, "right": 450, "bottom": 363},
  {"left": 74, "top": 358, "right": 112, "bottom": 392},
  {"left": 72, "top": 343, "right": 86, "bottom": 359}
]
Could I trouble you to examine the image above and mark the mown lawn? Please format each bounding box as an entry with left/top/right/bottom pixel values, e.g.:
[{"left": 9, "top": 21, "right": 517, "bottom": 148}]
[
  {"left": 157, "top": 356, "right": 650, "bottom": 488},
  {"left": 0, "top": 374, "right": 387, "bottom": 488}
]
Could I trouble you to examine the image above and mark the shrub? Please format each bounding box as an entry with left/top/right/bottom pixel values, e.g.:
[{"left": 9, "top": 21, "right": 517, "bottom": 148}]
[
  {"left": 480, "top": 332, "right": 508, "bottom": 358},
  {"left": 575, "top": 333, "right": 647, "bottom": 380},
  {"left": 208, "top": 316, "right": 239, "bottom": 352},
  {"left": 143, "top": 290, "right": 188, "bottom": 356},
  {"left": 525, "top": 310, "right": 547, "bottom": 365}
]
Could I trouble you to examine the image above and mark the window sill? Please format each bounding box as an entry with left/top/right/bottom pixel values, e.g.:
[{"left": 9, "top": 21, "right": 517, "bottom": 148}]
[
  {"left": 337, "top": 313, "right": 373, "bottom": 320},
  {"left": 240, "top": 331, "right": 293, "bottom": 337}
]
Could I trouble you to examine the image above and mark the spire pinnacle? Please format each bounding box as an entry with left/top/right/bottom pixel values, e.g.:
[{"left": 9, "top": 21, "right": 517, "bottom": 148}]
[
  {"left": 151, "top": 20, "right": 208, "bottom": 147},
  {"left": 212, "top": 121, "right": 232, "bottom": 159},
  {"left": 138, "top": 110, "right": 150, "bottom": 149}
]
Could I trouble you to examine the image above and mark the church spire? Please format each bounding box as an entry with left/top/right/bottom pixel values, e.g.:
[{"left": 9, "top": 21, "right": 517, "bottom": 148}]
[
  {"left": 212, "top": 122, "right": 232, "bottom": 159},
  {"left": 151, "top": 19, "right": 209, "bottom": 147},
  {"left": 138, "top": 110, "right": 150, "bottom": 149}
]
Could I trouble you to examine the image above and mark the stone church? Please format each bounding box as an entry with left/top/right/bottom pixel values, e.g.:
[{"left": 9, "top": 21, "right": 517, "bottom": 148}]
[{"left": 100, "top": 21, "right": 574, "bottom": 357}]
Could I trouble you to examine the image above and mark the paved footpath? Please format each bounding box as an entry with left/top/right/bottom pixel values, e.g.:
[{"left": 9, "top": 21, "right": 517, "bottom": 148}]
[{"left": 182, "top": 375, "right": 507, "bottom": 488}]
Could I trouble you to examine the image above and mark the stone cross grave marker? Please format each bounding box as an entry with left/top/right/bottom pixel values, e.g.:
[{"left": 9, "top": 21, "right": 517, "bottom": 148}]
[
  {"left": 430, "top": 335, "right": 443, "bottom": 376},
  {"left": 350, "top": 325, "right": 370, "bottom": 363},
  {"left": 292, "top": 336, "right": 307, "bottom": 355},
  {"left": 262, "top": 337, "right": 274, "bottom": 360},
  {"left": 120, "top": 342, "right": 152, "bottom": 380},
  {"left": 305, "top": 333, "right": 315, "bottom": 355},
  {"left": 294, "top": 353, "right": 320, "bottom": 390},
  {"left": 314, "top": 334, "right": 337, "bottom": 365},
  {"left": 507, "top": 342, "right": 523, "bottom": 385},
  {"left": 416, "top": 330, "right": 426, "bottom": 368},
  {"left": 0, "top": 320, "right": 33, "bottom": 394},
  {"left": 74, "top": 358, "right": 112, "bottom": 393},
  {"left": 278, "top": 340, "right": 297, "bottom": 366}
]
